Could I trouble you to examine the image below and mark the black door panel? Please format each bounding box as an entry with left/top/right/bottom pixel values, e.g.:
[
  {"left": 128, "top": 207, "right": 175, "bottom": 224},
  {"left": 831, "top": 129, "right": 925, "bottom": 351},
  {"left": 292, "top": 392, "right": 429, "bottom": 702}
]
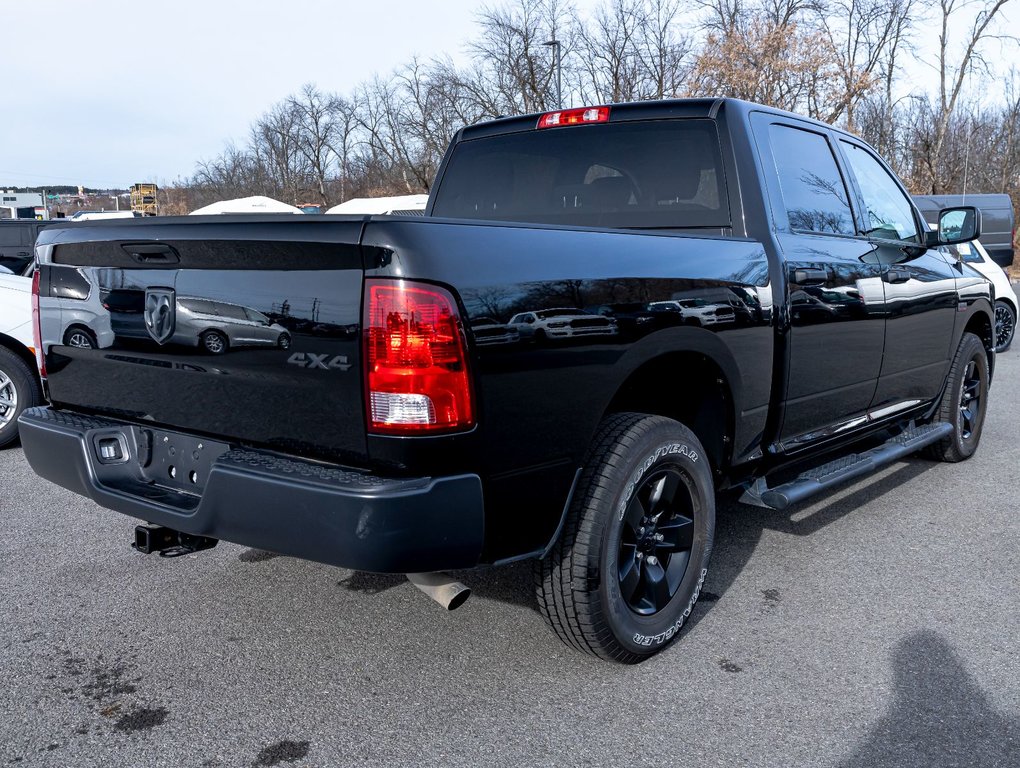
[
  {"left": 837, "top": 138, "right": 959, "bottom": 410},
  {"left": 870, "top": 248, "right": 958, "bottom": 406},
  {"left": 779, "top": 234, "right": 885, "bottom": 444}
]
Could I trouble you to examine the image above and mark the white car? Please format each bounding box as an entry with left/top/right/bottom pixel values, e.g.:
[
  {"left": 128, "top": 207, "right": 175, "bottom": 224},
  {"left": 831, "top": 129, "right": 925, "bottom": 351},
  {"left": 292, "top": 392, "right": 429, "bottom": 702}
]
[
  {"left": 0, "top": 268, "right": 42, "bottom": 447},
  {"left": 945, "top": 239, "right": 1016, "bottom": 353},
  {"left": 508, "top": 308, "right": 617, "bottom": 340}
]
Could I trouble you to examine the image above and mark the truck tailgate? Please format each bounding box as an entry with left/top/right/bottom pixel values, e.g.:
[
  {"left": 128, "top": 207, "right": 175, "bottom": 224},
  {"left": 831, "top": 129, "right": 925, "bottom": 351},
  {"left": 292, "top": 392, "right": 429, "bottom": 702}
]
[{"left": 37, "top": 220, "right": 368, "bottom": 463}]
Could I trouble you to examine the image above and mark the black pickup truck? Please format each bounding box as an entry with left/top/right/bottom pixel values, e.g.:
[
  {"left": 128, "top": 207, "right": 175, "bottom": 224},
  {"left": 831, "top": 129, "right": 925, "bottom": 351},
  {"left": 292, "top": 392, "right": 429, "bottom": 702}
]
[{"left": 18, "top": 98, "right": 994, "bottom": 663}]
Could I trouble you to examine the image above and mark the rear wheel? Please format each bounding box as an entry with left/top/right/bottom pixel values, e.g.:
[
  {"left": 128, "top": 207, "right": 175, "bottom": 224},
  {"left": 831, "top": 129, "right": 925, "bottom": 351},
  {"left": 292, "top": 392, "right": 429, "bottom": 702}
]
[
  {"left": 0, "top": 347, "right": 40, "bottom": 449},
  {"left": 994, "top": 300, "right": 1015, "bottom": 353},
  {"left": 63, "top": 326, "right": 97, "bottom": 349},
  {"left": 925, "top": 332, "right": 989, "bottom": 462},
  {"left": 201, "top": 330, "right": 228, "bottom": 355},
  {"left": 535, "top": 413, "right": 715, "bottom": 663}
]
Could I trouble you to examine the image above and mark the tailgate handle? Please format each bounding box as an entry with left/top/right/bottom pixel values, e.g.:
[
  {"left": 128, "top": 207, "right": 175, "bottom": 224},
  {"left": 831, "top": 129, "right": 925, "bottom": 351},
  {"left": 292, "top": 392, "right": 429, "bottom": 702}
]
[{"left": 122, "top": 243, "right": 180, "bottom": 264}]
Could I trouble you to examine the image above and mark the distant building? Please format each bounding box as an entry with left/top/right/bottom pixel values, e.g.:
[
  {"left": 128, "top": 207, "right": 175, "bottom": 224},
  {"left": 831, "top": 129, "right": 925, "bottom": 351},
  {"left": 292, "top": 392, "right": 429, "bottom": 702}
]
[{"left": 0, "top": 191, "right": 46, "bottom": 219}]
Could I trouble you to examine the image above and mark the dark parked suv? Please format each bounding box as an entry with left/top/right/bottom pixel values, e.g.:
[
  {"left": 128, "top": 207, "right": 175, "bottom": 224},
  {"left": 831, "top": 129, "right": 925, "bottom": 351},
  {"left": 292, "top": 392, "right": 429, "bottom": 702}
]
[{"left": 0, "top": 220, "right": 61, "bottom": 276}]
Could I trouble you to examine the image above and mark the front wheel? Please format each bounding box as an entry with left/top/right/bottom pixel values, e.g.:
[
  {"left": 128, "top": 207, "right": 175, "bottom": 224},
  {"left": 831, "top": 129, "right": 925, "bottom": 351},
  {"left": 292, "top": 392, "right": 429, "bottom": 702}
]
[
  {"left": 994, "top": 300, "right": 1015, "bottom": 353},
  {"left": 925, "top": 332, "right": 989, "bottom": 462},
  {"left": 277, "top": 333, "right": 291, "bottom": 350},
  {"left": 535, "top": 413, "right": 715, "bottom": 663}
]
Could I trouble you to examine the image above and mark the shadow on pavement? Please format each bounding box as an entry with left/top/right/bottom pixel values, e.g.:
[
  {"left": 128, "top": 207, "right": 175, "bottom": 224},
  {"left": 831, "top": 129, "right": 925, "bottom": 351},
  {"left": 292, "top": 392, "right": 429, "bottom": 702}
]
[
  {"left": 335, "top": 459, "right": 941, "bottom": 624},
  {"left": 684, "top": 459, "right": 937, "bottom": 631},
  {"left": 838, "top": 630, "right": 1020, "bottom": 767}
]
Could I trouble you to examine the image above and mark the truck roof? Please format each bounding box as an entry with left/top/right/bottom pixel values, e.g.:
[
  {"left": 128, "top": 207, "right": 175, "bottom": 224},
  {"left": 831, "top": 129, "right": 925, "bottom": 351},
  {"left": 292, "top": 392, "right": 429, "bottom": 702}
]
[{"left": 457, "top": 97, "right": 858, "bottom": 142}]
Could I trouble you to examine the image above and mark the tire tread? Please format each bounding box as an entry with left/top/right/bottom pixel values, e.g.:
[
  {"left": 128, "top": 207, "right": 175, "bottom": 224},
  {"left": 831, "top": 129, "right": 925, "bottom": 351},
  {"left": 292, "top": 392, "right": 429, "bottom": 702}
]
[{"left": 534, "top": 412, "right": 707, "bottom": 663}]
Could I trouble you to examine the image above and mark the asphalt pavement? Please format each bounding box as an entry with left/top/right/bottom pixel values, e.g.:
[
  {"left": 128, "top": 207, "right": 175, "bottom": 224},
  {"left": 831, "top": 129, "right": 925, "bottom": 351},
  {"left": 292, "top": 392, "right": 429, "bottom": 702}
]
[{"left": 2, "top": 333, "right": 1019, "bottom": 767}]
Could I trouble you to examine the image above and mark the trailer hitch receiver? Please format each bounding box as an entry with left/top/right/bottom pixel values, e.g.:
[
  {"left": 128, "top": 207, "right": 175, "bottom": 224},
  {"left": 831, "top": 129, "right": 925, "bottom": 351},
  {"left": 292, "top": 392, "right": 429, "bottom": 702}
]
[{"left": 133, "top": 525, "right": 218, "bottom": 558}]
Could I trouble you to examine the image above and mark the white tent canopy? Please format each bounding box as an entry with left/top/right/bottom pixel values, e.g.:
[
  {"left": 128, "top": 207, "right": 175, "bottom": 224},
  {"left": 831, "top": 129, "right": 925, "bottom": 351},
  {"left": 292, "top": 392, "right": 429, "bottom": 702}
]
[
  {"left": 189, "top": 196, "right": 304, "bottom": 215},
  {"left": 325, "top": 195, "right": 428, "bottom": 215}
]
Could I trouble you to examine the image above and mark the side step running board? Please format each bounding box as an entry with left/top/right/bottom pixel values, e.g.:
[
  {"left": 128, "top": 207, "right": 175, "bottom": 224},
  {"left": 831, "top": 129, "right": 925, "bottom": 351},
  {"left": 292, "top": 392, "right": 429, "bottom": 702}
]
[{"left": 741, "top": 422, "right": 952, "bottom": 511}]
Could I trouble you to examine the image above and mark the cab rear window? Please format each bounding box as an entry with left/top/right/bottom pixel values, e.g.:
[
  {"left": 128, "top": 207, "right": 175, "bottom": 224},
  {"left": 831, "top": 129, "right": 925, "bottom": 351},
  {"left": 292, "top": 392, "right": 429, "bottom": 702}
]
[{"left": 432, "top": 119, "right": 729, "bottom": 229}]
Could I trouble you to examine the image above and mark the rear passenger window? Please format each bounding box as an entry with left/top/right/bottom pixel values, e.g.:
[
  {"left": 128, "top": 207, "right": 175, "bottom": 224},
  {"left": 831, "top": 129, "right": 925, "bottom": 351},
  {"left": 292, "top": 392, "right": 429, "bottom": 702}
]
[
  {"left": 50, "top": 267, "right": 91, "bottom": 301},
  {"left": 217, "top": 304, "right": 247, "bottom": 321},
  {"left": 768, "top": 125, "right": 855, "bottom": 236},
  {"left": 182, "top": 299, "right": 216, "bottom": 314},
  {"left": 0, "top": 227, "right": 26, "bottom": 247}
]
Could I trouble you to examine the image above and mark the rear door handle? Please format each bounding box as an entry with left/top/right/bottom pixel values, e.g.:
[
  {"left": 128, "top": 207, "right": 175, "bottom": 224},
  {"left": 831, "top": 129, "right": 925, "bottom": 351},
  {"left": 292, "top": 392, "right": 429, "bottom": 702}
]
[
  {"left": 884, "top": 268, "right": 911, "bottom": 284},
  {"left": 790, "top": 267, "right": 828, "bottom": 286}
]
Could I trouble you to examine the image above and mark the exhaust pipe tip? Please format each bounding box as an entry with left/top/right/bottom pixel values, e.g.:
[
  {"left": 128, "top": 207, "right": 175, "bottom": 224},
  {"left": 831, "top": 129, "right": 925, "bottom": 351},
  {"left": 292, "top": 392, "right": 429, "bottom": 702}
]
[{"left": 407, "top": 572, "right": 471, "bottom": 611}]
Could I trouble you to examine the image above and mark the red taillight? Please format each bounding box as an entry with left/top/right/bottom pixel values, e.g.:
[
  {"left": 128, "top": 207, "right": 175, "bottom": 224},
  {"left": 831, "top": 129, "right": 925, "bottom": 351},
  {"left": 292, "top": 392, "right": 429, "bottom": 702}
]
[
  {"left": 31, "top": 269, "right": 46, "bottom": 378},
  {"left": 363, "top": 279, "right": 474, "bottom": 435},
  {"left": 537, "top": 106, "right": 610, "bottom": 129}
]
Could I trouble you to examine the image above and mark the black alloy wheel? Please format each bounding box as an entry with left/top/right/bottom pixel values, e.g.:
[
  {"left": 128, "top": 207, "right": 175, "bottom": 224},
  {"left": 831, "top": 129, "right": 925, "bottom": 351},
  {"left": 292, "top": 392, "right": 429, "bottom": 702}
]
[
  {"left": 925, "top": 332, "right": 988, "bottom": 462},
  {"left": 958, "top": 359, "right": 982, "bottom": 441},
  {"left": 994, "top": 301, "right": 1015, "bottom": 353},
  {"left": 617, "top": 468, "right": 697, "bottom": 615},
  {"left": 535, "top": 412, "right": 715, "bottom": 663}
]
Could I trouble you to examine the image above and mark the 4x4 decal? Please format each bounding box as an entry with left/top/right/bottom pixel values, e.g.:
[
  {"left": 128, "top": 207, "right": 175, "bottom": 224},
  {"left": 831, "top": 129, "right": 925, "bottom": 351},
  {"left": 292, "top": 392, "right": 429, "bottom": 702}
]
[{"left": 287, "top": 352, "right": 352, "bottom": 371}]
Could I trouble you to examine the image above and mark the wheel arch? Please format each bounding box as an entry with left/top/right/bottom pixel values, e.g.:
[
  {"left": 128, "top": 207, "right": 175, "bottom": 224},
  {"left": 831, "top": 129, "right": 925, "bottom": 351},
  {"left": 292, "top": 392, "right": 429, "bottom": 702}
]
[
  {"left": 63, "top": 323, "right": 97, "bottom": 344},
  {"left": 963, "top": 306, "right": 994, "bottom": 354},
  {"left": 601, "top": 348, "right": 736, "bottom": 479},
  {"left": 0, "top": 332, "right": 40, "bottom": 384}
]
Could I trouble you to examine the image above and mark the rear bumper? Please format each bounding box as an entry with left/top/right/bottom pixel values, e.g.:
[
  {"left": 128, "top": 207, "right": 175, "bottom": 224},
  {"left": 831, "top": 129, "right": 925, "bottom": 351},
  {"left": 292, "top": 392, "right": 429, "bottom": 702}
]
[{"left": 17, "top": 407, "right": 484, "bottom": 573}]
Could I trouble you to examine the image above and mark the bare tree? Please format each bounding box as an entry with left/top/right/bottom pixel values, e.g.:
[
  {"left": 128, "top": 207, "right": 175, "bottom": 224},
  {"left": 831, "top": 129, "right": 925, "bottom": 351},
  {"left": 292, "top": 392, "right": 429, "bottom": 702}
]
[
  {"left": 921, "top": 0, "right": 1016, "bottom": 192},
  {"left": 288, "top": 84, "right": 342, "bottom": 208},
  {"left": 469, "top": 0, "right": 574, "bottom": 114},
  {"left": 573, "top": 0, "right": 693, "bottom": 102}
]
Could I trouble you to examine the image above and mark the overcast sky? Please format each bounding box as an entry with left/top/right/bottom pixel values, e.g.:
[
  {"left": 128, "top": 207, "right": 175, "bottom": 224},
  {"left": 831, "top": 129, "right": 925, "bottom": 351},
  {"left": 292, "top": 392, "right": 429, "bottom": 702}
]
[
  {"left": 1, "top": 0, "right": 542, "bottom": 188},
  {"left": 2, "top": 0, "right": 1014, "bottom": 190}
]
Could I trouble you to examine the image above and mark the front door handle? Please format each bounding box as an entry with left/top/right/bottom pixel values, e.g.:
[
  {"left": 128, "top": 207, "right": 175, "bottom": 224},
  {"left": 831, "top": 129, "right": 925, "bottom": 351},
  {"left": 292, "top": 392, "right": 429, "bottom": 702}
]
[
  {"left": 884, "top": 268, "right": 911, "bottom": 284},
  {"left": 791, "top": 267, "right": 828, "bottom": 286}
]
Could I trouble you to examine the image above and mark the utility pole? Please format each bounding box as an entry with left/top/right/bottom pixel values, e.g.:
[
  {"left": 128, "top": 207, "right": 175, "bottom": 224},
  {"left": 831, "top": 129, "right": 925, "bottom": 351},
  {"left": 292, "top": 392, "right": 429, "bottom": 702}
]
[{"left": 543, "top": 39, "right": 562, "bottom": 110}]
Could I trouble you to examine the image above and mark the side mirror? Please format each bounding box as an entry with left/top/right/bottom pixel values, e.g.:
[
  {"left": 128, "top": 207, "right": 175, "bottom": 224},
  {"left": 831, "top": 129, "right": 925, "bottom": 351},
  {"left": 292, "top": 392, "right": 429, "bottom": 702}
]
[{"left": 927, "top": 206, "right": 981, "bottom": 247}]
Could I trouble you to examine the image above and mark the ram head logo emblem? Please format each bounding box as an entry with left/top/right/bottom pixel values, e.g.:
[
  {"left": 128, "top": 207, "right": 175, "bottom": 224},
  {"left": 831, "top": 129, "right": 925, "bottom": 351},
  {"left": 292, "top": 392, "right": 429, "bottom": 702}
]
[{"left": 144, "top": 288, "right": 176, "bottom": 345}]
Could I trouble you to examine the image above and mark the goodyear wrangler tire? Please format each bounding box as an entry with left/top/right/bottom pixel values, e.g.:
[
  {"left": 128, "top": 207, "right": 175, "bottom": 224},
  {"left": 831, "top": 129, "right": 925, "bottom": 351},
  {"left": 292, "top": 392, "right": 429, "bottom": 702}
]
[{"left": 535, "top": 413, "right": 715, "bottom": 663}]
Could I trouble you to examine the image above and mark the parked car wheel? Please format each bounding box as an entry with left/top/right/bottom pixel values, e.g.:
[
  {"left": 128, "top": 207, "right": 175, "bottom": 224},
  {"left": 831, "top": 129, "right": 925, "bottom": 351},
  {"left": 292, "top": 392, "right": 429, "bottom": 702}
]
[
  {"left": 994, "top": 300, "right": 1015, "bottom": 353},
  {"left": 535, "top": 412, "right": 715, "bottom": 663},
  {"left": 925, "top": 332, "right": 989, "bottom": 462},
  {"left": 201, "top": 330, "right": 229, "bottom": 355},
  {"left": 277, "top": 333, "right": 292, "bottom": 350},
  {"left": 63, "top": 326, "right": 97, "bottom": 349},
  {"left": 0, "top": 347, "right": 40, "bottom": 448}
]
